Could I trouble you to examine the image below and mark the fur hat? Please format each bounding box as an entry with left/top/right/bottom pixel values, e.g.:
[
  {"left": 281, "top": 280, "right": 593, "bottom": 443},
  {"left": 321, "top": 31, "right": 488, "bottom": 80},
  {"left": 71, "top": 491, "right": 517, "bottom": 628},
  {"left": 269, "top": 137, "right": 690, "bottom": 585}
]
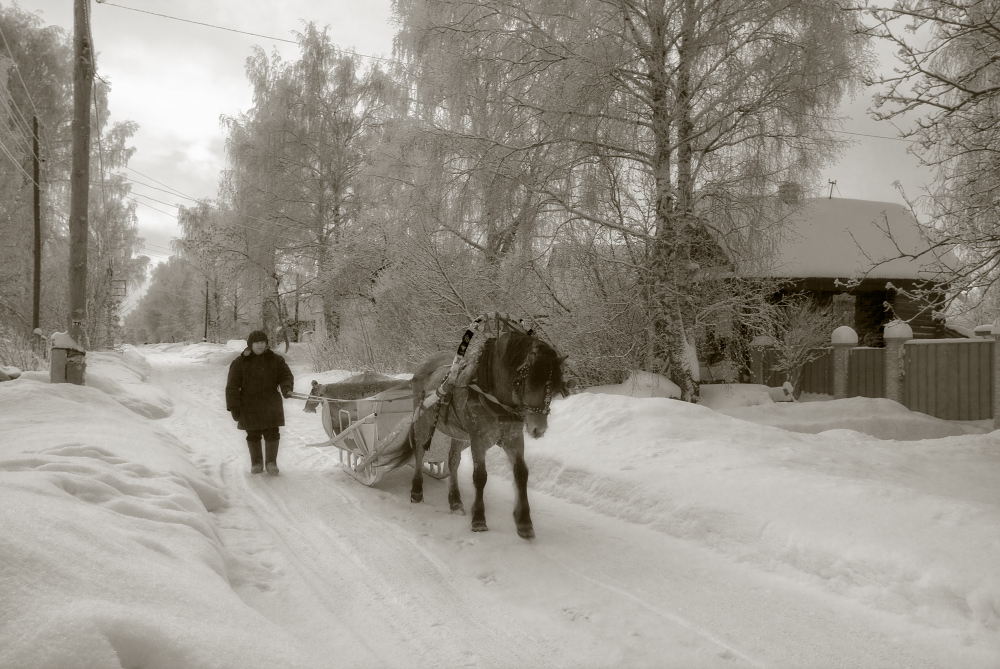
[{"left": 246, "top": 330, "right": 269, "bottom": 346}]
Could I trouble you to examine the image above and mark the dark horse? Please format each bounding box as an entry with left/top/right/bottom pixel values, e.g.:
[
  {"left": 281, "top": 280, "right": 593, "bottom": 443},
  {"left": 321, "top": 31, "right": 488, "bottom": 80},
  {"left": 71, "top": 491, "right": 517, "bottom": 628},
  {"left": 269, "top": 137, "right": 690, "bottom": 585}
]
[{"left": 387, "top": 331, "right": 570, "bottom": 539}]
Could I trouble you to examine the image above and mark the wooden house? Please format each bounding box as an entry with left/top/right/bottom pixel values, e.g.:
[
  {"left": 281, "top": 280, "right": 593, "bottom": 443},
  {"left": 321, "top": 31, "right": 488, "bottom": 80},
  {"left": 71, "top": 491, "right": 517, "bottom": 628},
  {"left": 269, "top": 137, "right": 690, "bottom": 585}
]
[{"left": 747, "top": 196, "right": 957, "bottom": 345}]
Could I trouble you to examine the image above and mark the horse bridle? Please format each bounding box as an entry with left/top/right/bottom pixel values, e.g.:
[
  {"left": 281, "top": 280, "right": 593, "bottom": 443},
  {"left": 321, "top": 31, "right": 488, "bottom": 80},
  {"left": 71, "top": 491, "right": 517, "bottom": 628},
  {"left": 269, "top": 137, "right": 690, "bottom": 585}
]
[{"left": 510, "top": 355, "right": 555, "bottom": 418}]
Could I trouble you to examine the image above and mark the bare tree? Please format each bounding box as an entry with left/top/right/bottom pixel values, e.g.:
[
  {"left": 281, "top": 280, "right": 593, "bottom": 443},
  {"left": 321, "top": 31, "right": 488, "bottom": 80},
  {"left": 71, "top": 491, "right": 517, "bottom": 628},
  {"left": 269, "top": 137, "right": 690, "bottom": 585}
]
[
  {"left": 769, "top": 296, "right": 840, "bottom": 398},
  {"left": 864, "top": 0, "right": 1000, "bottom": 316}
]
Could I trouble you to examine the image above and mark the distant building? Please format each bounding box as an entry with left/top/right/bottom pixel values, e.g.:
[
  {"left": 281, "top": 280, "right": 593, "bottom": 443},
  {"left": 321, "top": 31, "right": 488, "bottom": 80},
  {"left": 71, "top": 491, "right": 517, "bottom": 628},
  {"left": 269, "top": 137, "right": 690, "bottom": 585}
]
[{"left": 747, "top": 197, "right": 957, "bottom": 344}]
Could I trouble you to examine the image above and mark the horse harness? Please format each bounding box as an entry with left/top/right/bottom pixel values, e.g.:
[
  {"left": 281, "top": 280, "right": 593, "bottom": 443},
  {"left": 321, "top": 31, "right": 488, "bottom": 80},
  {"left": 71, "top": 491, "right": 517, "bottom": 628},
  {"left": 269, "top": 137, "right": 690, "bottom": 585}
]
[{"left": 418, "top": 314, "right": 555, "bottom": 447}]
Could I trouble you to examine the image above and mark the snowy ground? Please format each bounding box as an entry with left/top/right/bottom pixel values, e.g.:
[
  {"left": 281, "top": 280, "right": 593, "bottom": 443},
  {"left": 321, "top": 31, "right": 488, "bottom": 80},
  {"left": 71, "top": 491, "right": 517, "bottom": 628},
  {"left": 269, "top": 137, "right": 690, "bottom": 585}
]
[{"left": 1, "top": 342, "right": 999, "bottom": 668}]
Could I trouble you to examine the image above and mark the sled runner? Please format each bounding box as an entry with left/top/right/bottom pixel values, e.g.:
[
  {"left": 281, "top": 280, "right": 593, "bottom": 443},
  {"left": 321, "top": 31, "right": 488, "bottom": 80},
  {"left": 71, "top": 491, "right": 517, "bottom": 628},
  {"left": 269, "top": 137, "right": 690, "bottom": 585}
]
[{"left": 295, "top": 387, "right": 454, "bottom": 486}]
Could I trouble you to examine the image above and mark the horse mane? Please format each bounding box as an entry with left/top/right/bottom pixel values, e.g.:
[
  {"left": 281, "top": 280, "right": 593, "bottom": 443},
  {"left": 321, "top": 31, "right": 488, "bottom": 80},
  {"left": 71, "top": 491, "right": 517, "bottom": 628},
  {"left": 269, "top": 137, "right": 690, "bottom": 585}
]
[{"left": 476, "top": 331, "right": 568, "bottom": 397}]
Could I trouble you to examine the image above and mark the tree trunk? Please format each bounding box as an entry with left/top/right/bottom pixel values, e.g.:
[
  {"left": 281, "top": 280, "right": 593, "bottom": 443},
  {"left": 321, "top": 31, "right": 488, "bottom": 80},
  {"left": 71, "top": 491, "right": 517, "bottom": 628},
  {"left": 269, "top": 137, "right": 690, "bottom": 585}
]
[{"left": 643, "top": 0, "right": 700, "bottom": 402}]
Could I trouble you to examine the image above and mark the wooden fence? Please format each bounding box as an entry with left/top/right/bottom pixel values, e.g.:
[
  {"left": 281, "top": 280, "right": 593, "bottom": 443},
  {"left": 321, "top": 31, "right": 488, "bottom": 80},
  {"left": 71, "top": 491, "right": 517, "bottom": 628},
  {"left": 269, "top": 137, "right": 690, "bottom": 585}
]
[
  {"left": 903, "top": 340, "right": 993, "bottom": 421},
  {"left": 749, "top": 348, "right": 833, "bottom": 394},
  {"left": 848, "top": 347, "right": 885, "bottom": 399},
  {"left": 750, "top": 338, "right": 995, "bottom": 421}
]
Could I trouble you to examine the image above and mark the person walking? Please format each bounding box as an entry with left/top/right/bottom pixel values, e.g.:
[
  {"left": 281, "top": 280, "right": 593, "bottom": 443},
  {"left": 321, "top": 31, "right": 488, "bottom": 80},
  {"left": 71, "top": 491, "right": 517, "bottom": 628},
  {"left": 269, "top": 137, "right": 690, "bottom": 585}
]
[{"left": 226, "top": 330, "right": 294, "bottom": 475}]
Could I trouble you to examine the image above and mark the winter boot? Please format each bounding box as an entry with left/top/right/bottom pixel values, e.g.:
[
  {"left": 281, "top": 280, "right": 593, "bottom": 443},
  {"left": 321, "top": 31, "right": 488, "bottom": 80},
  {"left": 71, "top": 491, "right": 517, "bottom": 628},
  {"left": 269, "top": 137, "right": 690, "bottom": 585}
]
[
  {"left": 247, "top": 439, "right": 264, "bottom": 474},
  {"left": 264, "top": 439, "right": 280, "bottom": 475}
]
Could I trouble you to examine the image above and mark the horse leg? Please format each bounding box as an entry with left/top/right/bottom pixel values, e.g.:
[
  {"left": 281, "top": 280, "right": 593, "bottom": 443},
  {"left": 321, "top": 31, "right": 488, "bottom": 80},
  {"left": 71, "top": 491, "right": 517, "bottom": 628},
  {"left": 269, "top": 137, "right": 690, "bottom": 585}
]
[
  {"left": 410, "top": 426, "right": 426, "bottom": 504},
  {"left": 448, "top": 439, "right": 465, "bottom": 515},
  {"left": 470, "top": 439, "right": 489, "bottom": 532},
  {"left": 503, "top": 434, "right": 534, "bottom": 539}
]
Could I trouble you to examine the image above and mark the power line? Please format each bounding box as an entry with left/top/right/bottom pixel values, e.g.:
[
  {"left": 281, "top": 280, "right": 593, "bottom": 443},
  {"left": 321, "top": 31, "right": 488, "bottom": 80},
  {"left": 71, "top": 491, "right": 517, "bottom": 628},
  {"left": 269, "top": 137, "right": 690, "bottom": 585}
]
[
  {"left": 0, "top": 134, "right": 38, "bottom": 186},
  {"left": 96, "top": 1, "right": 298, "bottom": 44},
  {"left": 131, "top": 191, "right": 182, "bottom": 210},
  {"left": 0, "top": 16, "right": 54, "bottom": 160},
  {"left": 125, "top": 177, "right": 195, "bottom": 201},
  {"left": 833, "top": 129, "right": 916, "bottom": 143},
  {"left": 94, "top": 0, "right": 394, "bottom": 63},
  {"left": 128, "top": 197, "right": 179, "bottom": 219},
  {"left": 0, "top": 20, "right": 40, "bottom": 118},
  {"left": 126, "top": 165, "right": 202, "bottom": 199},
  {"left": 145, "top": 245, "right": 176, "bottom": 256},
  {"left": 120, "top": 172, "right": 324, "bottom": 242}
]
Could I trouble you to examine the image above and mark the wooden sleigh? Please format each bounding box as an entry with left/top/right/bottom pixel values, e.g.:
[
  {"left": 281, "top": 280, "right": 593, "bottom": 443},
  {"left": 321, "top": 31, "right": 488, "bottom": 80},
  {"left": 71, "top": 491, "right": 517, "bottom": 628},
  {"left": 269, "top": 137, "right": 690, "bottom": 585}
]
[{"left": 300, "top": 387, "right": 454, "bottom": 486}]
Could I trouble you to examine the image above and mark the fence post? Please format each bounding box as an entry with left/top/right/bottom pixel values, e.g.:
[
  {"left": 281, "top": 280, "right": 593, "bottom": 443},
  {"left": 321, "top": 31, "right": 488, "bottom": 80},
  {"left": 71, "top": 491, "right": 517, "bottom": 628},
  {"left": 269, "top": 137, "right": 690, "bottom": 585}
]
[
  {"left": 832, "top": 325, "right": 857, "bottom": 400},
  {"left": 883, "top": 320, "right": 912, "bottom": 404}
]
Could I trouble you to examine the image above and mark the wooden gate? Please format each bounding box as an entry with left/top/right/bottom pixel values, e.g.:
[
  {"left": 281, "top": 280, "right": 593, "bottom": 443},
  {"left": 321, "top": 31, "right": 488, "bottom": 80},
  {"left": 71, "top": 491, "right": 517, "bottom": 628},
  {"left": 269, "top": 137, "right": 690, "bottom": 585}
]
[
  {"left": 903, "top": 340, "right": 993, "bottom": 420},
  {"left": 800, "top": 350, "right": 832, "bottom": 395},
  {"left": 848, "top": 347, "right": 885, "bottom": 398}
]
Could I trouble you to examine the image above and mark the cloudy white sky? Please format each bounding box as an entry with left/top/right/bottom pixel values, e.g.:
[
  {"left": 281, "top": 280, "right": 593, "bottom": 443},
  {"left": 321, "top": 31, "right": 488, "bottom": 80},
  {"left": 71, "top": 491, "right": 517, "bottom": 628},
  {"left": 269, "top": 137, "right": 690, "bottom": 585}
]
[{"left": 10, "top": 0, "right": 933, "bottom": 310}]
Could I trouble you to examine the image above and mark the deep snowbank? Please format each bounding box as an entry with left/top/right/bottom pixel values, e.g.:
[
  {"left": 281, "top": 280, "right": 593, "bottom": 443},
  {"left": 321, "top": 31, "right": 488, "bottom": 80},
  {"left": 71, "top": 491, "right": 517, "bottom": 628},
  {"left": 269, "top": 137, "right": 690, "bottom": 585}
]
[
  {"left": 0, "top": 366, "right": 309, "bottom": 668},
  {"left": 21, "top": 348, "right": 175, "bottom": 420},
  {"left": 520, "top": 393, "right": 1000, "bottom": 641}
]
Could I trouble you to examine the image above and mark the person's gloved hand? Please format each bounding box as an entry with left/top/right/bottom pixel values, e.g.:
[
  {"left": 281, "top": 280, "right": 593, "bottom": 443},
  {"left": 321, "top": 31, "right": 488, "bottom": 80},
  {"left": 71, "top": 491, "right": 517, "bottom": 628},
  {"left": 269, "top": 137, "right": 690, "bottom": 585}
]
[
  {"left": 281, "top": 387, "right": 292, "bottom": 399},
  {"left": 231, "top": 408, "right": 241, "bottom": 422}
]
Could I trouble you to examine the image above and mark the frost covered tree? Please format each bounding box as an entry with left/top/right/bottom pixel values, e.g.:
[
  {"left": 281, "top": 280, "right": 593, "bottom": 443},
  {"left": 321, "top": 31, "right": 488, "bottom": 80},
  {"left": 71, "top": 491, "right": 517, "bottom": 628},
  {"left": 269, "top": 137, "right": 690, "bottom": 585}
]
[
  {"left": 865, "top": 0, "right": 1000, "bottom": 317},
  {"left": 219, "top": 23, "right": 398, "bottom": 341},
  {"left": 0, "top": 5, "right": 144, "bottom": 350},
  {"left": 393, "top": 0, "right": 871, "bottom": 400}
]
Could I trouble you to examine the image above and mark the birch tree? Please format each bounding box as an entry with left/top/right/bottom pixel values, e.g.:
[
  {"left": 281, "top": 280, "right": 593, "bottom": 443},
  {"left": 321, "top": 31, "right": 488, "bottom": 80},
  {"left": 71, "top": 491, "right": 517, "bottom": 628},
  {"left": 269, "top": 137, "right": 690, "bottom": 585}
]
[
  {"left": 394, "top": 0, "right": 870, "bottom": 400},
  {"left": 219, "top": 23, "right": 398, "bottom": 340}
]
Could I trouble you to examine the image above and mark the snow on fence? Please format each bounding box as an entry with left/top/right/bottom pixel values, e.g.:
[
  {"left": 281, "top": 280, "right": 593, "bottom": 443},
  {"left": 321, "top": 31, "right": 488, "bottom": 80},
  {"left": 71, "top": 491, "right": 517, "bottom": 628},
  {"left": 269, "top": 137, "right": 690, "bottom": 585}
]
[{"left": 750, "top": 324, "right": 997, "bottom": 425}]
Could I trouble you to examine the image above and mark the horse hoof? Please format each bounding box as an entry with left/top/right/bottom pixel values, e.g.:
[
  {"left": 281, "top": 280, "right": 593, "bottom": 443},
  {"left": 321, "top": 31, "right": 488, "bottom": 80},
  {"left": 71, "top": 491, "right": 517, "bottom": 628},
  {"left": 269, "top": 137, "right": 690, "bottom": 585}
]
[
  {"left": 450, "top": 503, "right": 465, "bottom": 515},
  {"left": 410, "top": 493, "right": 423, "bottom": 503},
  {"left": 517, "top": 526, "right": 535, "bottom": 540},
  {"left": 472, "top": 522, "right": 488, "bottom": 532}
]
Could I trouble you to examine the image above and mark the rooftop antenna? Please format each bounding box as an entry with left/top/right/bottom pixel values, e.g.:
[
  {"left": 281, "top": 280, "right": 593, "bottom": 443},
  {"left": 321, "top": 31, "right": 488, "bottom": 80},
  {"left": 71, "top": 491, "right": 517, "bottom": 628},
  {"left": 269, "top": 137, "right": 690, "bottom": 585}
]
[{"left": 828, "top": 180, "right": 837, "bottom": 199}]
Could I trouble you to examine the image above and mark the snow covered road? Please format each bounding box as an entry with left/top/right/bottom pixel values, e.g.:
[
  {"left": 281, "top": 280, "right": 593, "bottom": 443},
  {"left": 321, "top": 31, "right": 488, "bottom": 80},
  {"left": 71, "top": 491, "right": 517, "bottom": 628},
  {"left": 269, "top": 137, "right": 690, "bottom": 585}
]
[{"left": 144, "top": 345, "right": 998, "bottom": 669}]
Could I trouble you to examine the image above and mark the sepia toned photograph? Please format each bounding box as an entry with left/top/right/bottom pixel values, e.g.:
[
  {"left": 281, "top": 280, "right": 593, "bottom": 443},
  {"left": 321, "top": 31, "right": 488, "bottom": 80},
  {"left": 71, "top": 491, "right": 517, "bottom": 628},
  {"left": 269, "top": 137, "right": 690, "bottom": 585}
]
[{"left": 1, "top": 1, "right": 998, "bottom": 667}]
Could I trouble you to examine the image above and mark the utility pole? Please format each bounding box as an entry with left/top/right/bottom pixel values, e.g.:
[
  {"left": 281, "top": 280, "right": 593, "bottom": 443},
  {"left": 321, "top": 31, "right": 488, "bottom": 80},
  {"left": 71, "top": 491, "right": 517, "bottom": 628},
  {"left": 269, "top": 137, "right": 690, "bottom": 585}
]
[
  {"left": 66, "top": 0, "right": 94, "bottom": 383},
  {"left": 204, "top": 279, "right": 209, "bottom": 342},
  {"left": 32, "top": 116, "right": 41, "bottom": 350}
]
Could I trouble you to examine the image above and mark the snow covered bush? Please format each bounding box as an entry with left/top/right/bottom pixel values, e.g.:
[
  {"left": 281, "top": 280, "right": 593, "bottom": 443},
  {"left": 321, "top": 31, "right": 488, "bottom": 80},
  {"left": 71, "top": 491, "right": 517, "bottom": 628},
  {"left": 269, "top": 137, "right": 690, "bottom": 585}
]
[{"left": 0, "top": 324, "right": 47, "bottom": 372}]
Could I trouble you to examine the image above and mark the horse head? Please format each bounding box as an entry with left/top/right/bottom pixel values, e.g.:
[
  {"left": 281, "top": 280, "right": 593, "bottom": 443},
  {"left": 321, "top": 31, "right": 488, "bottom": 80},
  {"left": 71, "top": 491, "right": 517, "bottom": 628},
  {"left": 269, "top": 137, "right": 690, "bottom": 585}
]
[{"left": 495, "top": 332, "right": 571, "bottom": 439}]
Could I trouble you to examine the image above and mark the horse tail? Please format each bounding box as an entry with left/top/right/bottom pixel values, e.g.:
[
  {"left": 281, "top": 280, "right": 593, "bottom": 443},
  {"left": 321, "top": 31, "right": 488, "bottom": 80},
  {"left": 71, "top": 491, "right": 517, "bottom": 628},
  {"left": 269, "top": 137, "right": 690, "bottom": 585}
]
[{"left": 379, "top": 419, "right": 418, "bottom": 471}]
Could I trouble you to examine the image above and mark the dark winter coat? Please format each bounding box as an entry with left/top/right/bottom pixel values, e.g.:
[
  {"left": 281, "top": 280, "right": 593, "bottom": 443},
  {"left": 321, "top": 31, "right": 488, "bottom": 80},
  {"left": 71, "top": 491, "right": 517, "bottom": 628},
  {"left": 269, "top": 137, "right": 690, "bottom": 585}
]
[{"left": 226, "top": 348, "right": 294, "bottom": 431}]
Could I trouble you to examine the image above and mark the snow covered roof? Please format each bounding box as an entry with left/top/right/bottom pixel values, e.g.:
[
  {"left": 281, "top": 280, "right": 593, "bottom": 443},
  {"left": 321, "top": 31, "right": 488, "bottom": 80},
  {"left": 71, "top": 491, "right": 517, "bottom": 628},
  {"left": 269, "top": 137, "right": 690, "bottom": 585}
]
[{"left": 751, "top": 198, "right": 956, "bottom": 282}]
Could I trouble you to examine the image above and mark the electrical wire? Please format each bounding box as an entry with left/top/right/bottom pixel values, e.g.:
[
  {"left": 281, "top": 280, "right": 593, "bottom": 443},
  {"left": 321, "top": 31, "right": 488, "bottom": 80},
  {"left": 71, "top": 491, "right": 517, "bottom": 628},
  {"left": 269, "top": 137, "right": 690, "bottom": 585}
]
[
  {"left": 127, "top": 176, "right": 200, "bottom": 201},
  {"left": 834, "top": 129, "right": 916, "bottom": 143},
  {"left": 93, "top": 0, "right": 393, "bottom": 63},
  {"left": 0, "top": 17, "right": 55, "bottom": 160},
  {"left": 128, "top": 197, "right": 179, "bottom": 219},
  {"left": 125, "top": 165, "right": 199, "bottom": 198},
  {"left": 96, "top": 1, "right": 298, "bottom": 44},
  {"left": 0, "top": 134, "right": 38, "bottom": 186},
  {"left": 120, "top": 174, "right": 326, "bottom": 244}
]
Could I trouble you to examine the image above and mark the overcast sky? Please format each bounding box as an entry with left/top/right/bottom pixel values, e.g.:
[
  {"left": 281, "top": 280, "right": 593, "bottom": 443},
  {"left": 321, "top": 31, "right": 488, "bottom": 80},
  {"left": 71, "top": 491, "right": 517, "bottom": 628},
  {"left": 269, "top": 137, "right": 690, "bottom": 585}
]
[{"left": 9, "top": 0, "right": 933, "bottom": 310}]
